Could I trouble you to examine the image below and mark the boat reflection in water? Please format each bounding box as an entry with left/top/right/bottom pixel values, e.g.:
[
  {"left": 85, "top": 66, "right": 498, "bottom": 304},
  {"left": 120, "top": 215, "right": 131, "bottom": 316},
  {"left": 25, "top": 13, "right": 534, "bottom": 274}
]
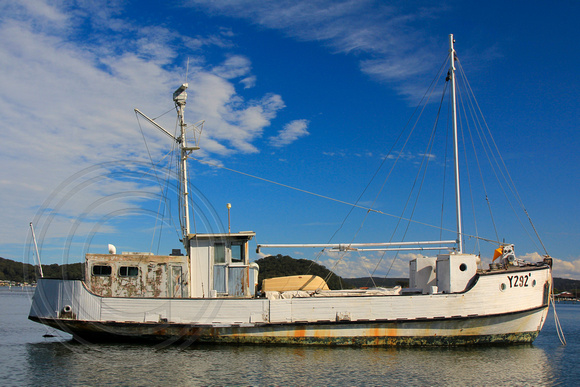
[{"left": 24, "top": 341, "right": 559, "bottom": 385}]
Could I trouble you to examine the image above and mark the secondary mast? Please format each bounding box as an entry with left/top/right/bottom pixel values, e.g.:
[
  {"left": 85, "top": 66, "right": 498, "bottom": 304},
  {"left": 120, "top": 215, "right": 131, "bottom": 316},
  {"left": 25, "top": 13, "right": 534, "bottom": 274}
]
[
  {"left": 135, "top": 83, "right": 201, "bottom": 253},
  {"left": 173, "top": 84, "right": 193, "bottom": 251},
  {"left": 449, "top": 34, "right": 463, "bottom": 253}
]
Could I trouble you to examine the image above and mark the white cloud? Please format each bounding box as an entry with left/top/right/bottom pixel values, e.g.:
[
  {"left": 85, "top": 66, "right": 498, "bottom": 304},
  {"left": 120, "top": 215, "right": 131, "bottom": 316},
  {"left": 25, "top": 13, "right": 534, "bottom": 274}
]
[
  {"left": 269, "top": 119, "right": 310, "bottom": 147},
  {"left": 212, "top": 55, "right": 252, "bottom": 79},
  {"left": 0, "top": 1, "right": 290, "bottom": 261},
  {"left": 552, "top": 257, "right": 580, "bottom": 279},
  {"left": 185, "top": 0, "right": 448, "bottom": 99},
  {"left": 240, "top": 75, "right": 256, "bottom": 89},
  {"left": 360, "top": 54, "right": 433, "bottom": 82},
  {"left": 11, "top": 0, "right": 69, "bottom": 26},
  {"left": 314, "top": 250, "right": 419, "bottom": 278},
  {"left": 519, "top": 252, "right": 542, "bottom": 262},
  {"left": 320, "top": 250, "right": 580, "bottom": 281}
]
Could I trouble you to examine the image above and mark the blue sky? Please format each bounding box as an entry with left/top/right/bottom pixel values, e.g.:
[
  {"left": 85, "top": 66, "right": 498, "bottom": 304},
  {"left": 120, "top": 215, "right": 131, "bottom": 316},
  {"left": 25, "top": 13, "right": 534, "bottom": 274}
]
[{"left": 0, "top": 0, "right": 578, "bottom": 279}]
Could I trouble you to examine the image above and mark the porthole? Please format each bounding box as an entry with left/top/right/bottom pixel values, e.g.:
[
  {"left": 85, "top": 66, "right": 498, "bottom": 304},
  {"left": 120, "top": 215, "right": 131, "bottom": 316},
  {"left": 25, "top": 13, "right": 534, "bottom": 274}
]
[
  {"left": 459, "top": 263, "right": 467, "bottom": 272},
  {"left": 500, "top": 283, "right": 507, "bottom": 291},
  {"left": 532, "top": 279, "right": 537, "bottom": 287}
]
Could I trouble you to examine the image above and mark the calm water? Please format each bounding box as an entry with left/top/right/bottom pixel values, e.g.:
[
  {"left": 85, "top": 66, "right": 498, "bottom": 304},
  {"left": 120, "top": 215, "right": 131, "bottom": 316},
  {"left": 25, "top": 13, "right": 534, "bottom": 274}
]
[{"left": 1, "top": 287, "right": 577, "bottom": 386}]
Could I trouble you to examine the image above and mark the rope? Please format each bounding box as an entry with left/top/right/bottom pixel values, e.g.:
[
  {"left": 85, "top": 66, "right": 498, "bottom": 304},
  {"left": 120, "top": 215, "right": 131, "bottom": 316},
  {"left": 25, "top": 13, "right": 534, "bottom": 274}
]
[{"left": 550, "top": 283, "right": 567, "bottom": 345}]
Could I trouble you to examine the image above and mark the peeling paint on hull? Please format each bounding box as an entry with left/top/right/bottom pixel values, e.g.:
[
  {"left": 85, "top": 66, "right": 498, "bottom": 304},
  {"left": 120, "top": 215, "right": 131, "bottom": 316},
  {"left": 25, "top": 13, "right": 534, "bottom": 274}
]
[{"left": 30, "top": 306, "right": 546, "bottom": 347}]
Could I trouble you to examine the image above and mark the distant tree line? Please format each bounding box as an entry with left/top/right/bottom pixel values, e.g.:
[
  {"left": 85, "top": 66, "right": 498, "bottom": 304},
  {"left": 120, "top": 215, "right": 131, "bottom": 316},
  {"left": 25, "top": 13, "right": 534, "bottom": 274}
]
[
  {"left": 553, "top": 277, "right": 580, "bottom": 295},
  {"left": 255, "top": 254, "right": 353, "bottom": 290},
  {"left": 2, "top": 254, "right": 579, "bottom": 294},
  {"left": 0, "top": 257, "right": 84, "bottom": 283}
]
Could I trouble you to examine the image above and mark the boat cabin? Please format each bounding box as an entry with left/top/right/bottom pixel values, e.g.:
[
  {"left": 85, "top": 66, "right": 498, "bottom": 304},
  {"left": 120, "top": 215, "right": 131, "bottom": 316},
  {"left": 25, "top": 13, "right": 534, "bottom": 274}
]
[
  {"left": 85, "top": 231, "right": 258, "bottom": 299},
  {"left": 85, "top": 252, "right": 189, "bottom": 298},
  {"left": 187, "top": 232, "right": 258, "bottom": 298}
]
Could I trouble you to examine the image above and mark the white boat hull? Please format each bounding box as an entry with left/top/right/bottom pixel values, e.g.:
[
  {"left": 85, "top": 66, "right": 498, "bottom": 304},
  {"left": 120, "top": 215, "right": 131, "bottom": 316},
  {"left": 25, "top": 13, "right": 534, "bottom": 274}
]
[{"left": 29, "top": 265, "right": 551, "bottom": 346}]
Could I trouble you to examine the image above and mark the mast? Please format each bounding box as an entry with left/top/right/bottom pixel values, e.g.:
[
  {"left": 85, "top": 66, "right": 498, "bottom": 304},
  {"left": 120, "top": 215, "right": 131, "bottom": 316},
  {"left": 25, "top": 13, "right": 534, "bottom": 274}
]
[
  {"left": 173, "top": 84, "right": 191, "bottom": 251},
  {"left": 135, "top": 83, "right": 201, "bottom": 253},
  {"left": 449, "top": 34, "right": 463, "bottom": 253}
]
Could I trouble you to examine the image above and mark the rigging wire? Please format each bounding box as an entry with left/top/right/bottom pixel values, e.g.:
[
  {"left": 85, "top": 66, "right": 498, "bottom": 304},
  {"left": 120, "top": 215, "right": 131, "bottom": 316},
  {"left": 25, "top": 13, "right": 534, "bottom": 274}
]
[
  {"left": 366, "top": 56, "right": 450, "bottom": 280},
  {"left": 152, "top": 107, "right": 176, "bottom": 121},
  {"left": 457, "top": 84, "right": 482, "bottom": 254},
  {"left": 316, "top": 55, "right": 456, "bottom": 287},
  {"left": 457, "top": 75, "right": 500, "bottom": 245},
  {"left": 189, "top": 157, "right": 434, "bottom": 224},
  {"left": 382, "top": 77, "right": 448, "bottom": 278},
  {"left": 304, "top": 56, "right": 454, "bottom": 282},
  {"left": 135, "top": 112, "right": 182, "bottom": 251},
  {"left": 456, "top": 60, "right": 546, "bottom": 254},
  {"left": 320, "top": 55, "right": 454, "bottom": 286},
  {"left": 439, "top": 96, "right": 451, "bottom": 247},
  {"left": 154, "top": 123, "right": 178, "bottom": 254},
  {"left": 186, "top": 52, "right": 552, "bottom": 286},
  {"left": 188, "top": 150, "right": 503, "bottom": 247}
]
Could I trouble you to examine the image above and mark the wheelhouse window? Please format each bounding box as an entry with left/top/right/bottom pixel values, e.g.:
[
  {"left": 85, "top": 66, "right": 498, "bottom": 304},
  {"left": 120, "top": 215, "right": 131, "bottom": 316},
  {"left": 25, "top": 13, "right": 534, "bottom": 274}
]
[
  {"left": 214, "top": 243, "right": 225, "bottom": 264},
  {"left": 92, "top": 265, "right": 112, "bottom": 276},
  {"left": 119, "top": 266, "right": 139, "bottom": 277},
  {"left": 231, "top": 242, "right": 244, "bottom": 263}
]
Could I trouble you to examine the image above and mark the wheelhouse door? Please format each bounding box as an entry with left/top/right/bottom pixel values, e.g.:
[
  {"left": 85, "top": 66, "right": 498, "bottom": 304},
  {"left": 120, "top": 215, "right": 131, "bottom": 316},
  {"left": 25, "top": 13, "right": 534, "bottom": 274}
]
[{"left": 212, "top": 243, "right": 227, "bottom": 294}]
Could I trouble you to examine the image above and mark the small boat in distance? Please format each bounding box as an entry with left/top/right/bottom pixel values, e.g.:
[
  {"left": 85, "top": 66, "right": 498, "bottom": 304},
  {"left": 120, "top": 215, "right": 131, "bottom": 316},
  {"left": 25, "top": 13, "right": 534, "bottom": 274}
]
[{"left": 29, "top": 35, "right": 554, "bottom": 346}]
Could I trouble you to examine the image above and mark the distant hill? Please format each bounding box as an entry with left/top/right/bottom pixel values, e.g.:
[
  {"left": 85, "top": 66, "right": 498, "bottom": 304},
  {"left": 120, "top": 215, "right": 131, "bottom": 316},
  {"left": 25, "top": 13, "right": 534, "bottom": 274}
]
[
  {"left": 553, "top": 277, "right": 580, "bottom": 294},
  {"left": 255, "top": 254, "right": 352, "bottom": 290},
  {"left": 0, "top": 257, "right": 84, "bottom": 283}
]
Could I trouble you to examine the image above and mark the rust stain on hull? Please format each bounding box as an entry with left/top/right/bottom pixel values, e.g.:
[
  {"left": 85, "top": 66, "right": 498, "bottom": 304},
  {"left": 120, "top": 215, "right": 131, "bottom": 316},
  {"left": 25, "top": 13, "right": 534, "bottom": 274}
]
[
  {"left": 30, "top": 309, "right": 543, "bottom": 347},
  {"left": 294, "top": 327, "right": 306, "bottom": 338}
]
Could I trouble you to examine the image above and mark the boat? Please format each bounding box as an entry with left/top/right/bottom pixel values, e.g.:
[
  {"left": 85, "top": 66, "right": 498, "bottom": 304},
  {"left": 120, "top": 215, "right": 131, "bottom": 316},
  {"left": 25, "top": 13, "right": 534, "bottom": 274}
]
[{"left": 29, "top": 35, "right": 554, "bottom": 346}]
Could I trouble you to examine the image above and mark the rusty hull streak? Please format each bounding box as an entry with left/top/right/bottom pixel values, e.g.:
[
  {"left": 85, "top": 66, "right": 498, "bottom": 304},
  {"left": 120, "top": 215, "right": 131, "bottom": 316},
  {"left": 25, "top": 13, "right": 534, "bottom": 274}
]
[{"left": 30, "top": 308, "right": 544, "bottom": 347}]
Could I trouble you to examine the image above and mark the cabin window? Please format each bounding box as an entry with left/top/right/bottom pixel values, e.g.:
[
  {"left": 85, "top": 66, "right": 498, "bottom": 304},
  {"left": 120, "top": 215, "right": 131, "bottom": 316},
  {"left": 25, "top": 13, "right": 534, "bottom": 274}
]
[
  {"left": 214, "top": 243, "right": 225, "bottom": 264},
  {"left": 119, "top": 266, "right": 139, "bottom": 277},
  {"left": 231, "top": 242, "right": 244, "bottom": 263},
  {"left": 92, "top": 265, "right": 112, "bottom": 276}
]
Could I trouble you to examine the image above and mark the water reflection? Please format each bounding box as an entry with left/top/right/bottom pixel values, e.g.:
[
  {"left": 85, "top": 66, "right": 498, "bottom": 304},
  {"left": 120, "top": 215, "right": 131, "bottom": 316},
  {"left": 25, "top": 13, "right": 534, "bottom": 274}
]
[
  {"left": 7, "top": 289, "right": 573, "bottom": 386},
  {"left": 24, "top": 340, "right": 559, "bottom": 385}
]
